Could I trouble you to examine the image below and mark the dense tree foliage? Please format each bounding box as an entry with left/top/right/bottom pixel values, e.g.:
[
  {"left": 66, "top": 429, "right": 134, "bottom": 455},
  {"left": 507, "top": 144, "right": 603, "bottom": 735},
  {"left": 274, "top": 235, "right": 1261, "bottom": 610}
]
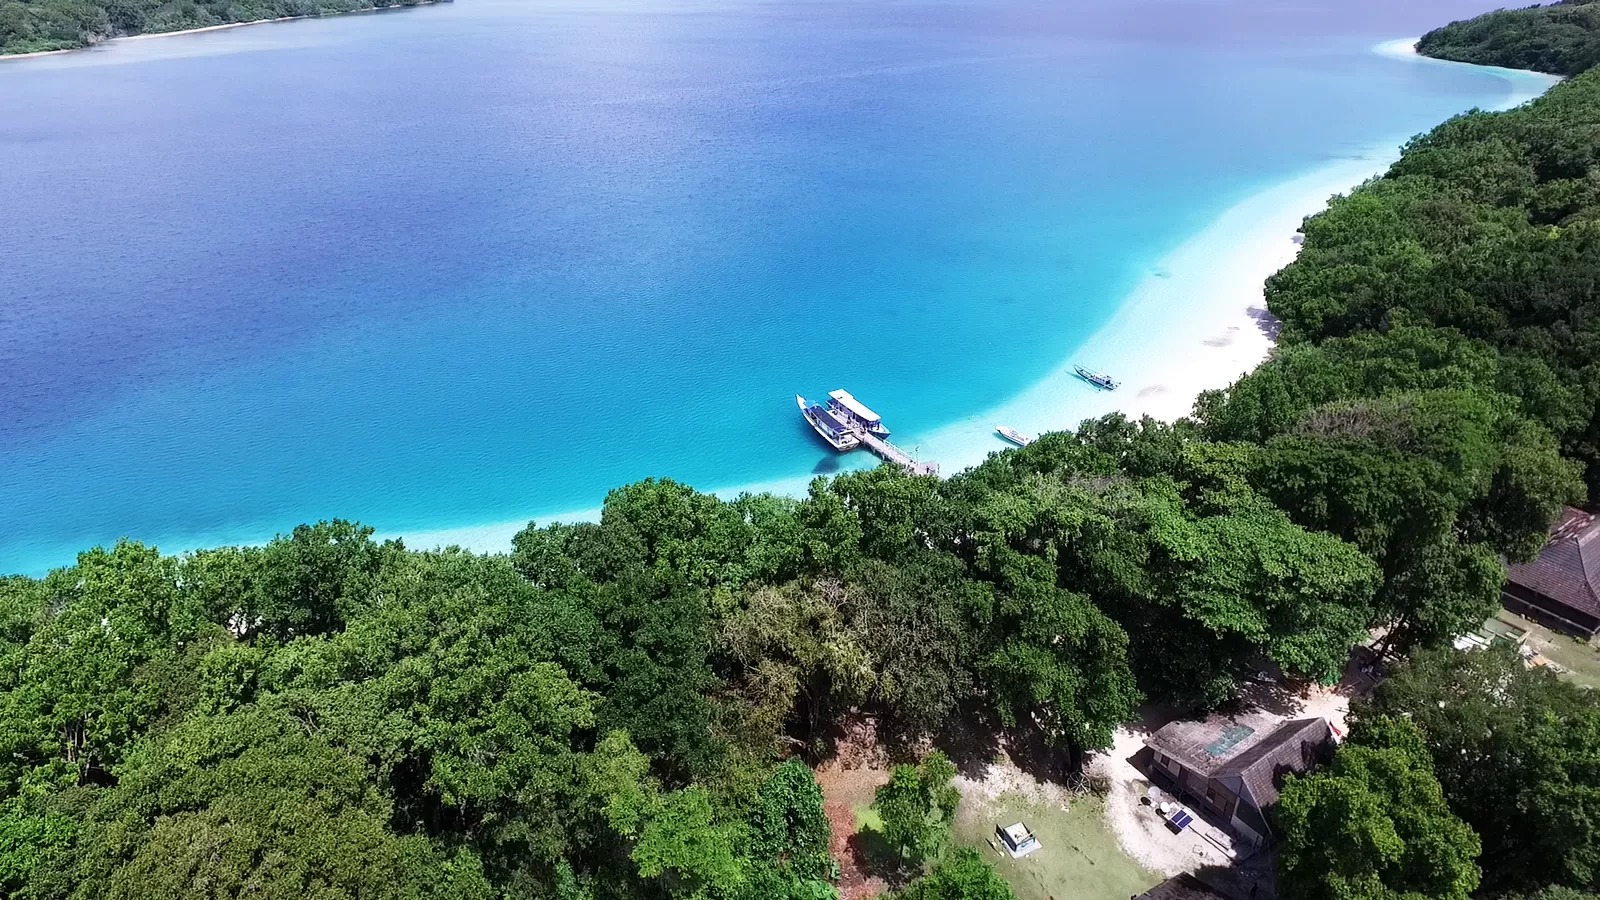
[
  {"left": 3, "top": 10, "right": 1599, "bottom": 900},
  {"left": 1359, "top": 648, "right": 1600, "bottom": 896},
  {"left": 1225, "top": 55, "right": 1600, "bottom": 898},
  {"left": 0, "top": 0, "right": 438, "bottom": 56},
  {"left": 1419, "top": 1, "right": 1600, "bottom": 76},
  {"left": 1275, "top": 717, "right": 1480, "bottom": 900},
  {"left": 0, "top": 430, "right": 1559, "bottom": 898}
]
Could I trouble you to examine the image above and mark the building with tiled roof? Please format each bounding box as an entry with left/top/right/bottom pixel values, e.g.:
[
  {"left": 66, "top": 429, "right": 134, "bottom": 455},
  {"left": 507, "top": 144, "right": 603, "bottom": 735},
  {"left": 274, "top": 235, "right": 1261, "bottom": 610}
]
[
  {"left": 1144, "top": 714, "right": 1333, "bottom": 845},
  {"left": 1503, "top": 506, "right": 1600, "bottom": 638}
]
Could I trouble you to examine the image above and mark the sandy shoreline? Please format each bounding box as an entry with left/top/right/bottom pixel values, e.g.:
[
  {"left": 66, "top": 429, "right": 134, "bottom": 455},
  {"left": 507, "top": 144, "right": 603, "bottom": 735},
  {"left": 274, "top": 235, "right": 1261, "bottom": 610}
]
[
  {"left": 0, "top": 1, "right": 440, "bottom": 62},
  {"left": 387, "top": 38, "right": 1562, "bottom": 557},
  {"left": 0, "top": 35, "right": 1563, "bottom": 572}
]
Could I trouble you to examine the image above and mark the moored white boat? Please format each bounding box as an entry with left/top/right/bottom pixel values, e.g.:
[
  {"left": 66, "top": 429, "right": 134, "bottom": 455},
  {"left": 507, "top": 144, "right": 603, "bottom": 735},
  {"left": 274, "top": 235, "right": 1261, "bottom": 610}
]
[
  {"left": 797, "top": 394, "right": 861, "bottom": 451},
  {"left": 1073, "top": 364, "right": 1119, "bottom": 390},
  {"left": 827, "top": 389, "right": 890, "bottom": 435},
  {"left": 995, "top": 426, "right": 1034, "bottom": 447}
]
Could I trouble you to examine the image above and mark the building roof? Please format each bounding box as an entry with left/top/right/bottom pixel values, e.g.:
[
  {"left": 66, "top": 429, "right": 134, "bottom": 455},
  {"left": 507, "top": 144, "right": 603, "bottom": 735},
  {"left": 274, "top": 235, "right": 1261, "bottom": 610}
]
[
  {"left": 1146, "top": 714, "right": 1332, "bottom": 794},
  {"left": 1506, "top": 506, "right": 1600, "bottom": 619},
  {"left": 1144, "top": 711, "right": 1277, "bottom": 777},
  {"left": 1214, "top": 718, "right": 1332, "bottom": 809}
]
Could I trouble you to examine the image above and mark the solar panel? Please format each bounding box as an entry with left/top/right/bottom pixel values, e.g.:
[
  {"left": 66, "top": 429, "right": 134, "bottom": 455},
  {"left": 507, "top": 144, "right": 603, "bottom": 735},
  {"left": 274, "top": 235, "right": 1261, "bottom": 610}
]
[{"left": 1205, "top": 724, "right": 1255, "bottom": 757}]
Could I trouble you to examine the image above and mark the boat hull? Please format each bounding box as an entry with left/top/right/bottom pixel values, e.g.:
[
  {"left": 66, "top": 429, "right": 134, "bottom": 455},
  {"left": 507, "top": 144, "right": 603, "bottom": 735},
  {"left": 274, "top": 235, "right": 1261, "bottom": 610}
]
[
  {"left": 996, "top": 426, "right": 1033, "bottom": 447},
  {"left": 1073, "top": 366, "right": 1118, "bottom": 391},
  {"left": 797, "top": 395, "right": 860, "bottom": 451}
]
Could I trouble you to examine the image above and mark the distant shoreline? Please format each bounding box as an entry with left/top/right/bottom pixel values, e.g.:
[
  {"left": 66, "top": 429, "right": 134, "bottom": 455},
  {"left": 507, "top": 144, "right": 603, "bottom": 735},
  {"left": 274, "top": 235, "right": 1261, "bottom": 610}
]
[{"left": 0, "top": 1, "right": 443, "bottom": 61}]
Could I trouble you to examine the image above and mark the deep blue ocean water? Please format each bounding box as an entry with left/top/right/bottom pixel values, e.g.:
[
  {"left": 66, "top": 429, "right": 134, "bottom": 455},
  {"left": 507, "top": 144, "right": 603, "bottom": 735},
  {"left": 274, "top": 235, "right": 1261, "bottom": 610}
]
[{"left": 0, "top": 0, "right": 1549, "bottom": 573}]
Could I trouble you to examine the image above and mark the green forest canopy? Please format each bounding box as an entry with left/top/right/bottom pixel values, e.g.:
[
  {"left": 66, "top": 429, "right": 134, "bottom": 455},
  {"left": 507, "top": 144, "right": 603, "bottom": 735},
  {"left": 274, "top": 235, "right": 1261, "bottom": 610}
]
[
  {"left": 1418, "top": 0, "right": 1600, "bottom": 75},
  {"left": 5, "top": 15, "right": 1600, "bottom": 900},
  {"left": 0, "top": 0, "right": 438, "bottom": 56}
]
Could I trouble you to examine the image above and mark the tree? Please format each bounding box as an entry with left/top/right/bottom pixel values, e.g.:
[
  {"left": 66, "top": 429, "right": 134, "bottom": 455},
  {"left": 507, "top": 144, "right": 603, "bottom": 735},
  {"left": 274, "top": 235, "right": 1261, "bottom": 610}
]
[
  {"left": 1359, "top": 647, "right": 1600, "bottom": 893},
  {"left": 720, "top": 580, "right": 873, "bottom": 753},
  {"left": 1418, "top": 3, "right": 1600, "bottom": 75},
  {"left": 248, "top": 519, "right": 389, "bottom": 639},
  {"left": 1079, "top": 483, "right": 1380, "bottom": 706},
  {"left": 1275, "top": 716, "right": 1480, "bottom": 900},
  {"left": 0, "top": 0, "right": 437, "bottom": 55},
  {"left": 587, "top": 569, "right": 724, "bottom": 782},
  {"left": 891, "top": 848, "right": 1016, "bottom": 900},
  {"left": 1504, "top": 889, "right": 1600, "bottom": 900},
  {"left": 0, "top": 797, "right": 74, "bottom": 899},
  {"left": 872, "top": 751, "right": 960, "bottom": 868},
  {"left": 979, "top": 579, "right": 1141, "bottom": 753},
  {"left": 632, "top": 787, "right": 745, "bottom": 899},
  {"left": 845, "top": 556, "right": 982, "bottom": 737},
  {"left": 56, "top": 709, "right": 492, "bottom": 900},
  {"left": 746, "top": 761, "right": 835, "bottom": 899},
  {"left": 0, "top": 541, "right": 217, "bottom": 792}
]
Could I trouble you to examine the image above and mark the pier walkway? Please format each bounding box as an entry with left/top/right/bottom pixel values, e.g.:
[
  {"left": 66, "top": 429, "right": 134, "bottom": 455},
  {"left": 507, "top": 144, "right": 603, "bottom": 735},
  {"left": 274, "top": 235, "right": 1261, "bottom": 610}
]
[{"left": 857, "top": 431, "right": 939, "bottom": 476}]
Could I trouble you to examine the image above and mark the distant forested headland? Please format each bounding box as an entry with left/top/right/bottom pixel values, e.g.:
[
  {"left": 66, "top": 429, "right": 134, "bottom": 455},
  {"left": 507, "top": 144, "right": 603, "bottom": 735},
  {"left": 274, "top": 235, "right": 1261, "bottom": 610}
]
[
  {"left": 0, "top": 0, "right": 438, "bottom": 56},
  {"left": 1418, "top": 0, "right": 1600, "bottom": 75},
  {"left": 4, "top": 11, "right": 1600, "bottom": 900}
]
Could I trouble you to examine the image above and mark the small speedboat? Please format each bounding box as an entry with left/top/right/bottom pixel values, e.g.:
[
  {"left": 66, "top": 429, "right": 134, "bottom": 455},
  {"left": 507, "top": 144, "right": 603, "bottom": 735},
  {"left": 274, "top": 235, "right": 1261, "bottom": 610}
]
[
  {"left": 1074, "top": 365, "right": 1119, "bottom": 391},
  {"left": 995, "top": 426, "right": 1034, "bottom": 447}
]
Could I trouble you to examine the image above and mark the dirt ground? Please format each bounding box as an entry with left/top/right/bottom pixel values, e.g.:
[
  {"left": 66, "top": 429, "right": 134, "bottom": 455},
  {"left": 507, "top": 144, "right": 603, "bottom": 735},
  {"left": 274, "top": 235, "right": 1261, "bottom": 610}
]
[
  {"left": 1089, "top": 708, "right": 1239, "bottom": 877},
  {"left": 815, "top": 714, "right": 1161, "bottom": 900},
  {"left": 1088, "top": 667, "right": 1367, "bottom": 885},
  {"left": 815, "top": 717, "right": 895, "bottom": 900},
  {"left": 816, "top": 764, "right": 891, "bottom": 900}
]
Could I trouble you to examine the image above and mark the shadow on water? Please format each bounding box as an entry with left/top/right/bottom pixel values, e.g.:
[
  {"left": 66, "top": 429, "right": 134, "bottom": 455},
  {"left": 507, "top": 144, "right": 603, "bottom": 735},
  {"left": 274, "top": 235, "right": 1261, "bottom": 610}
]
[{"left": 812, "top": 455, "right": 843, "bottom": 474}]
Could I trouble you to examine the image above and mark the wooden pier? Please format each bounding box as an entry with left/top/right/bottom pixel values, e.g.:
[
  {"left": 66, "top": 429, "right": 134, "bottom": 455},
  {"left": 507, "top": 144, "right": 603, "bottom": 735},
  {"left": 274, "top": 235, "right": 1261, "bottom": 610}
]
[
  {"left": 798, "top": 390, "right": 940, "bottom": 476},
  {"left": 857, "top": 431, "right": 939, "bottom": 476}
]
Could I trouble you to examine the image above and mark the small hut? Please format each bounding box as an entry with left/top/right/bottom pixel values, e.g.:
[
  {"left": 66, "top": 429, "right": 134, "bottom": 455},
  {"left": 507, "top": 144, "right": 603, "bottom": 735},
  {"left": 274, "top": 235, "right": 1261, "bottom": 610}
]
[{"left": 996, "top": 822, "right": 1042, "bottom": 858}]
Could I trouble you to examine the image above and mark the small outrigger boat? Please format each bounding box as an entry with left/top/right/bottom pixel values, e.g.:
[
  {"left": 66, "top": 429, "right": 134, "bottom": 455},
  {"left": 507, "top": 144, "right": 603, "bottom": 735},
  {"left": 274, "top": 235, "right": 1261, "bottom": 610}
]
[
  {"left": 995, "top": 426, "right": 1034, "bottom": 447},
  {"left": 797, "top": 394, "right": 861, "bottom": 451},
  {"left": 1074, "top": 365, "right": 1119, "bottom": 391}
]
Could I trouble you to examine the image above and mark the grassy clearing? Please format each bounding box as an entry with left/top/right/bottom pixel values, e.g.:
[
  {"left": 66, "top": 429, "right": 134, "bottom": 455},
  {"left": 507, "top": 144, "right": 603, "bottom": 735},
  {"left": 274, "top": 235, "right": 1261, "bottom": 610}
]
[
  {"left": 1499, "top": 610, "right": 1600, "bottom": 690},
  {"left": 853, "top": 804, "right": 884, "bottom": 833},
  {"left": 952, "top": 791, "right": 1160, "bottom": 900}
]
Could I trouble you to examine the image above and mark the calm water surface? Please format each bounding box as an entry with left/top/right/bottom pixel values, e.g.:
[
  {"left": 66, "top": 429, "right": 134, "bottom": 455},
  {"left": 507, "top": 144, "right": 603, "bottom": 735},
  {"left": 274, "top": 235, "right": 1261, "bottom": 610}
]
[{"left": 0, "top": 0, "right": 1541, "bottom": 571}]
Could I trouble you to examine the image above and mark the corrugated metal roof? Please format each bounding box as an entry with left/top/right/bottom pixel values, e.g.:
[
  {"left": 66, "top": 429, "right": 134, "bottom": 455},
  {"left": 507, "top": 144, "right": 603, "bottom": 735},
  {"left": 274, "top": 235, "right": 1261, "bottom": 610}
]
[{"left": 828, "top": 390, "right": 881, "bottom": 423}]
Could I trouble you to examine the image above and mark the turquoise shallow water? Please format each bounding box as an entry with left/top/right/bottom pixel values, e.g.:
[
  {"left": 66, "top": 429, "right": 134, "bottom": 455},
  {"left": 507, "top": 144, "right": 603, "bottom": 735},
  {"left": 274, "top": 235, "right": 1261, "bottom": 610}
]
[{"left": 0, "top": 0, "right": 1550, "bottom": 573}]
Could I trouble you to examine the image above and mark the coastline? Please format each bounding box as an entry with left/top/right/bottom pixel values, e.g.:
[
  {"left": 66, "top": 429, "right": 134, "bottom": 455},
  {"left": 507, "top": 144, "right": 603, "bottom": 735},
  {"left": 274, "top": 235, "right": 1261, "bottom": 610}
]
[
  {"left": 0, "top": 35, "right": 1565, "bottom": 574},
  {"left": 909, "top": 38, "right": 1560, "bottom": 474},
  {"left": 385, "top": 38, "right": 1563, "bottom": 558},
  {"left": 0, "top": 1, "right": 441, "bottom": 62},
  {"left": 385, "top": 159, "right": 1361, "bottom": 557}
]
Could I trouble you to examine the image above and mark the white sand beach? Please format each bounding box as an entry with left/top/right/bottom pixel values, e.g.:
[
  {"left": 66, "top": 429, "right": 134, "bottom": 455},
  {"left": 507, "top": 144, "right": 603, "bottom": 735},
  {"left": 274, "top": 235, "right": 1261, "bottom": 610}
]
[
  {"left": 389, "top": 39, "right": 1561, "bottom": 556},
  {"left": 907, "top": 39, "right": 1561, "bottom": 478}
]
